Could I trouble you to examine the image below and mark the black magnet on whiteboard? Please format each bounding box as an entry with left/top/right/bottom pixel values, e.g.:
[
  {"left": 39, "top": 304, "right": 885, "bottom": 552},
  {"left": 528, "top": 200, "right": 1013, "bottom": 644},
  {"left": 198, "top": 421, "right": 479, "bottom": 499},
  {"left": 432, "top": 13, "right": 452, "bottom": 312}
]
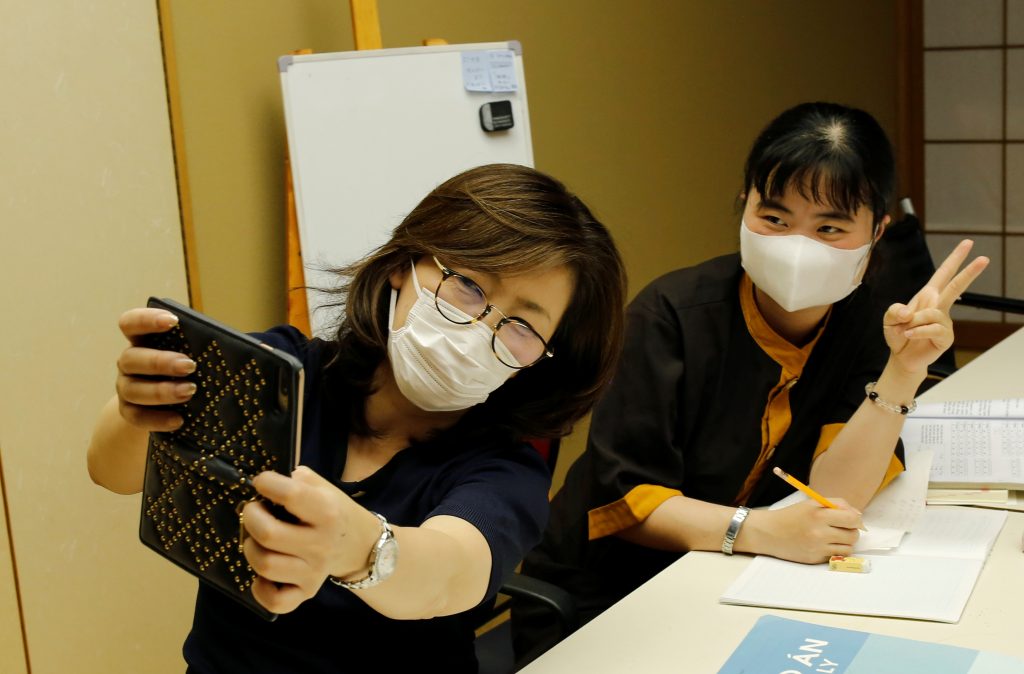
[{"left": 480, "top": 100, "right": 514, "bottom": 132}]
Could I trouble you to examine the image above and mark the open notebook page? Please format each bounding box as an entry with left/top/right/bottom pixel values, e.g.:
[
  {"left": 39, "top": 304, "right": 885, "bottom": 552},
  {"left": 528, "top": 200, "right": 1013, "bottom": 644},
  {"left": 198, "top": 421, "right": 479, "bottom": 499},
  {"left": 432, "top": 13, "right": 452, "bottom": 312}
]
[
  {"left": 873, "top": 505, "right": 1006, "bottom": 559},
  {"left": 719, "top": 507, "right": 1007, "bottom": 623}
]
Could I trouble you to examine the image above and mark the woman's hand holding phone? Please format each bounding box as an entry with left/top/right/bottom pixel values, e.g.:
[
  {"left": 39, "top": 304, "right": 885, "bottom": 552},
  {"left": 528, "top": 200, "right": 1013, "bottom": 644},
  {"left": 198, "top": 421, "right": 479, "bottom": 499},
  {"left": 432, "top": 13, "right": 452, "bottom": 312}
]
[{"left": 114, "top": 307, "right": 197, "bottom": 432}]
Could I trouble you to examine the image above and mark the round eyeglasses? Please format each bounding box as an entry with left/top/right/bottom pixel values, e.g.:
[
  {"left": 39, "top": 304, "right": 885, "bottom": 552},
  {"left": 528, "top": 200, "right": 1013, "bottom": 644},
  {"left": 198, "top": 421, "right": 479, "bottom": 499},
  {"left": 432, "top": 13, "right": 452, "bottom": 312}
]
[{"left": 431, "top": 257, "right": 554, "bottom": 369}]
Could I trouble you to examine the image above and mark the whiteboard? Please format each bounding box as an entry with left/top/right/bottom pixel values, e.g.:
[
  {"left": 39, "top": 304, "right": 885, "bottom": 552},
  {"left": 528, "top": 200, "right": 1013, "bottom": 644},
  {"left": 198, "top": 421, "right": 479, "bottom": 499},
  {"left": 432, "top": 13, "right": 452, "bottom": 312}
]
[{"left": 279, "top": 41, "right": 533, "bottom": 335}]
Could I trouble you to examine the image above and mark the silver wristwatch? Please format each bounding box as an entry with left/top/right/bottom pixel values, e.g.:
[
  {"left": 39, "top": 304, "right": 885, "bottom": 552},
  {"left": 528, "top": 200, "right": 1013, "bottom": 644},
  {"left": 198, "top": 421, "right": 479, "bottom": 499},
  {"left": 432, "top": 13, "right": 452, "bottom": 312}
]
[
  {"left": 721, "top": 506, "right": 750, "bottom": 555},
  {"left": 329, "top": 512, "right": 398, "bottom": 590}
]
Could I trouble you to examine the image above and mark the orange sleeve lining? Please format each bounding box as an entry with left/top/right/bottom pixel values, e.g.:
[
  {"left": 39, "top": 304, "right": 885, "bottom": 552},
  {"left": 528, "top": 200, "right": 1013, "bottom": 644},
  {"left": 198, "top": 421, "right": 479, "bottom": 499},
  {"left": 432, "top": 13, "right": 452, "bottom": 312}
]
[
  {"left": 877, "top": 453, "right": 906, "bottom": 492},
  {"left": 812, "top": 423, "right": 845, "bottom": 462},
  {"left": 587, "top": 484, "right": 682, "bottom": 541}
]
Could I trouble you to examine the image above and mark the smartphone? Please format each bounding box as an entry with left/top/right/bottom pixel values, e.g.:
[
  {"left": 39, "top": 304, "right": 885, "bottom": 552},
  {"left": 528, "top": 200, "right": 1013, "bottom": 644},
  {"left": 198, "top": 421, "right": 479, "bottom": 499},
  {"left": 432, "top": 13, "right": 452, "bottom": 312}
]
[{"left": 137, "top": 297, "right": 304, "bottom": 620}]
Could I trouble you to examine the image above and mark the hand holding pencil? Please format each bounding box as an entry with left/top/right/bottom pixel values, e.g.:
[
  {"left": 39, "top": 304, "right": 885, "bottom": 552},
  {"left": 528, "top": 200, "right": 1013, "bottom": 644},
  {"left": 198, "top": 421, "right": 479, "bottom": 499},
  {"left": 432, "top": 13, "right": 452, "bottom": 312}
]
[
  {"left": 723, "top": 468, "right": 865, "bottom": 564},
  {"left": 773, "top": 467, "right": 867, "bottom": 532}
]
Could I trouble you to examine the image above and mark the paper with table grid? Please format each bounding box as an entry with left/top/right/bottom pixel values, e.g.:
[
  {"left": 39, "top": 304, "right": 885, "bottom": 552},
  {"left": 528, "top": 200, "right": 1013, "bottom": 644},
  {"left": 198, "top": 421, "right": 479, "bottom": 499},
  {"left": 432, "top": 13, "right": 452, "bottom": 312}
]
[{"left": 903, "top": 398, "right": 1024, "bottom": 489}]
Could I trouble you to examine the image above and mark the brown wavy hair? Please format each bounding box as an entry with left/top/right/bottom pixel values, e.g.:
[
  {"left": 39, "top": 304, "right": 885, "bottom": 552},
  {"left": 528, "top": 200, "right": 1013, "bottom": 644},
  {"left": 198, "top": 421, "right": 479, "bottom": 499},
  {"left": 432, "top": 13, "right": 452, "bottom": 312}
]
[{"left": 319, "top": 163, "right": 627, "bottom": 441}]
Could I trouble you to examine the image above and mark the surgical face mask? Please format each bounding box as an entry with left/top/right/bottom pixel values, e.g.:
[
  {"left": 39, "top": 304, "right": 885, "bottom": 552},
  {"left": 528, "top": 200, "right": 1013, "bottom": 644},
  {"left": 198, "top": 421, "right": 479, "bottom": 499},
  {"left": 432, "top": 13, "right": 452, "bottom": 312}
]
[
  {"left": 739, "top": 220, "right": 871, "bottom": 312},
  {"left": 386, "top": 262, "right": 516, "bottom": 412}
]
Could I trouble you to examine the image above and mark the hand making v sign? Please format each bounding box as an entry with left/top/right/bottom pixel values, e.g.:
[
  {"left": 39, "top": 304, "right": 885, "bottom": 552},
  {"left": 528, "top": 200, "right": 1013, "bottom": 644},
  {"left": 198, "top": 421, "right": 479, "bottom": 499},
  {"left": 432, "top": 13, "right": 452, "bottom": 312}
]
[{"left": 883, "top": 239, "right": 990, "bottom": 377}]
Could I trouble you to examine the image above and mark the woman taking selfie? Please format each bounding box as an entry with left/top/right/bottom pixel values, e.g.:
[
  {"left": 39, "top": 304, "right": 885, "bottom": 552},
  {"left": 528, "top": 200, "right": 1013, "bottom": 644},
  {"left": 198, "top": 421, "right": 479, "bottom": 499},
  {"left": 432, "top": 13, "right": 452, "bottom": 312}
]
[{"left": 87, "top": 163, "right": 627, "bottom": 673}]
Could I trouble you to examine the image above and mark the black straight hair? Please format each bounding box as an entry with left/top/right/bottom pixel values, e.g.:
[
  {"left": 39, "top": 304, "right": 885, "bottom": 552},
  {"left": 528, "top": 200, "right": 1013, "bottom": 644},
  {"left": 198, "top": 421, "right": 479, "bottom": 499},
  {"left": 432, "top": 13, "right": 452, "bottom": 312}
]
[{"left": 743, "top": 102, "right": 895, "bottom": 227}]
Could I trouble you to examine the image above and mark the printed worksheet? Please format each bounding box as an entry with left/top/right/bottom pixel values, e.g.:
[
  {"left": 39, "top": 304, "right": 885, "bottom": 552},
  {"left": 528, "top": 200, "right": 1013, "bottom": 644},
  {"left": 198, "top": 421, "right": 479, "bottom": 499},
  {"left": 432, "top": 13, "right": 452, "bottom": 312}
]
[
  {"left": 912, "top": 398, "right": 1024, "bottom": 420},
  {"left": 902, "top": 417, "right": 1024, "bottom": 488}
]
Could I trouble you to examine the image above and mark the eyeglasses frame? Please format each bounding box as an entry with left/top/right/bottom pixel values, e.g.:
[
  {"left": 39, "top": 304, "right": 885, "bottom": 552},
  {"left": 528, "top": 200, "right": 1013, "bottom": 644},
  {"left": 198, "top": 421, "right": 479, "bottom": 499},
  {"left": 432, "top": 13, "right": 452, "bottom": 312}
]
[{"left": 430, "top": 257, "right": 554, "bottom": 370}]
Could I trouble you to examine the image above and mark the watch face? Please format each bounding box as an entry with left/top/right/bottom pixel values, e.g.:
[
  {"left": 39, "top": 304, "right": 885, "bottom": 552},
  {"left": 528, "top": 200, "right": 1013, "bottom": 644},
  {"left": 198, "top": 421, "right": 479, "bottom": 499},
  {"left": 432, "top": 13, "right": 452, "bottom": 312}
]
[{"left": 376, "top": 538, "right": 398, "bottom": 579}]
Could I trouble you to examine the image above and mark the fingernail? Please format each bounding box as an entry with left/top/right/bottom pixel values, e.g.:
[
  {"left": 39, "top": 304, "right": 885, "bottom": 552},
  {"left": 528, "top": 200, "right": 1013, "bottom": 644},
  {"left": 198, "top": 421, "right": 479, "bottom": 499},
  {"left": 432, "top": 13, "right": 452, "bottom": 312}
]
[
  {"left": 175, "top": 358, "right": 197, "bottom": 374},
  {"left": 159, "top": 312, "right": 179, "bottom": 328},
  {"left": 904, "top": 329, "right": 914, "bottom": 337},
  {"left": 176, "top": 382, "right": 197, "bottom": 397}
]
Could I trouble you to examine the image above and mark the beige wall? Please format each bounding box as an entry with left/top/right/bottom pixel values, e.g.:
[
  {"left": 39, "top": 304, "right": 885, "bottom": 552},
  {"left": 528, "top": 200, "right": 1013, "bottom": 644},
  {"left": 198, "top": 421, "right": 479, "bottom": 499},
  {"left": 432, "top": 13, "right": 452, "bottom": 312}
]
[
  {"left": 1, "top": 2, "right": 193, "bottom": 673},
  {"left": 169, "top": 1, "right": 898, "bottom": 485},
  {"left": 172, "top": 1, "right": 898, "bottom": 331},
  {"left": 165, "top": 0, "right": 355, "bottom": 329},
  {"left": 380, "top": 1, "right": 899, "bottom": 295}
]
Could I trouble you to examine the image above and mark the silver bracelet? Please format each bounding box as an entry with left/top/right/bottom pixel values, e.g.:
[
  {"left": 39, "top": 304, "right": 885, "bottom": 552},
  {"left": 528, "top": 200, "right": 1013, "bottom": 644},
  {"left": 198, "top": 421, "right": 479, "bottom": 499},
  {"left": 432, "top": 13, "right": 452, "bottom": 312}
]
[
  {"left": 865, "top": 381, "right": 917, "bottom": 415},
  {"left": 721, "top": 506, "right": 750, "bottom": 555}
]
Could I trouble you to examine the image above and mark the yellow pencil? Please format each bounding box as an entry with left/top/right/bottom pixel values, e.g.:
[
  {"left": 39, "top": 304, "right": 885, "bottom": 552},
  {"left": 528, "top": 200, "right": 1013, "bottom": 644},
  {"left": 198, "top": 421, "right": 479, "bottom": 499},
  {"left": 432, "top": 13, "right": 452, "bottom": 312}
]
[{"left": 772, "top": 466, "right": 868, "bottom": 531}]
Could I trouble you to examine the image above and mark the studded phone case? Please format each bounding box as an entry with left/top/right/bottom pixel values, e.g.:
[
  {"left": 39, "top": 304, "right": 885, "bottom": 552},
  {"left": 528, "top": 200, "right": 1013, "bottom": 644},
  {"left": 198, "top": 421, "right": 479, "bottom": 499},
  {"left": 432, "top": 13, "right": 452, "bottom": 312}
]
[{"left": 138, "top": 297, "right": 303, "bottom": 621}]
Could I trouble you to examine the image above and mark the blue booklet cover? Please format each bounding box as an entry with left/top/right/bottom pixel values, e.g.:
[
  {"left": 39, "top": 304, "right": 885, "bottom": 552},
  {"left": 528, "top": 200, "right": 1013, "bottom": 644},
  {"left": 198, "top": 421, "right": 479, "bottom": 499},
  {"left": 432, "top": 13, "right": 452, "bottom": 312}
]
[{"left": 717, "top": 615, "right": 1024, "bottom": 674}]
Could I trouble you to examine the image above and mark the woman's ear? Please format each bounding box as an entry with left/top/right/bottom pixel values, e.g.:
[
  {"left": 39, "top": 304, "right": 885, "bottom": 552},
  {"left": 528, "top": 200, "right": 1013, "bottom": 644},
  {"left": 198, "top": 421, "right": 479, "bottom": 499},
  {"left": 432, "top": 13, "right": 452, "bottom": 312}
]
[
  {"left": 874, "top": 215, "right": 890, "bottom": 242},
  {"left": 389, "top": 263, "right": 411, "bottom": 291}
]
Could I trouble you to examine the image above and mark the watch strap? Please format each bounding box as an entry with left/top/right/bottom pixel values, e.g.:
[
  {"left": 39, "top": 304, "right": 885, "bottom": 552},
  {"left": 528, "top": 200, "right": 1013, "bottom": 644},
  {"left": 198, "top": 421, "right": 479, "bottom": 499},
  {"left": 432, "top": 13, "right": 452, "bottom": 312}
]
[
  {"left": 721, "top": 506, "right": 750, "bottom": 555},
  {"left": 329, "top": 512, "right": 393, "bottom": 590}
]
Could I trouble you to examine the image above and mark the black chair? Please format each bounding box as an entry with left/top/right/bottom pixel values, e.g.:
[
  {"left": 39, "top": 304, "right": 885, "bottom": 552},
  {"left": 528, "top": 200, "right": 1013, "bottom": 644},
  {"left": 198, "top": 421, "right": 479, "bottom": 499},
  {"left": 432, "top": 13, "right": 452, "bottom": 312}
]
[
  {"left": 957, "top": 291, "right": 1024, "bottom": 314},
  {"left": 475, "top": 574, "right": 579, "bottom": 674},
  {"left": 475, "top": 438, "right": 581, "bottom": 674}
]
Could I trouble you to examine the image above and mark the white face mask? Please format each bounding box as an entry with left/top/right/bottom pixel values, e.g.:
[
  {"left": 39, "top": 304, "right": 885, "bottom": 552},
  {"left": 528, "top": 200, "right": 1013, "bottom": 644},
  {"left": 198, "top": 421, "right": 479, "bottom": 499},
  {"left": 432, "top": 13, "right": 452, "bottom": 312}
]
[
  {"left": 387, "top": 262, "right": 517, "bottom": 412},
  {"left": 739, "top": 220, "right": 871, "bottom": 312}
]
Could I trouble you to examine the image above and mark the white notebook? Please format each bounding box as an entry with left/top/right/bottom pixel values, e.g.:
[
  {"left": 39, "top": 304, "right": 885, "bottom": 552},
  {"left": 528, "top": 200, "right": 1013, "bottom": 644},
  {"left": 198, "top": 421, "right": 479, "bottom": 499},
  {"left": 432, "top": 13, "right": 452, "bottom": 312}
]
[{"left": 719, "top": 507, "right": 1007, "bottom": 623}]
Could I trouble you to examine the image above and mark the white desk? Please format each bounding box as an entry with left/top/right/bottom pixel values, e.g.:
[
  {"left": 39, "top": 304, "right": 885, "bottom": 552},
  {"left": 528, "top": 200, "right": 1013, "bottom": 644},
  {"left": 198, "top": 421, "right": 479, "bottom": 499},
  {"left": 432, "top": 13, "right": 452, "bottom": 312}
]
[
  {"left": 918, "top": 327, "right": 1024, "bottom": 403},
  {"left": 523, "top": 328, "right": 1024, "bottom": 672}
]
